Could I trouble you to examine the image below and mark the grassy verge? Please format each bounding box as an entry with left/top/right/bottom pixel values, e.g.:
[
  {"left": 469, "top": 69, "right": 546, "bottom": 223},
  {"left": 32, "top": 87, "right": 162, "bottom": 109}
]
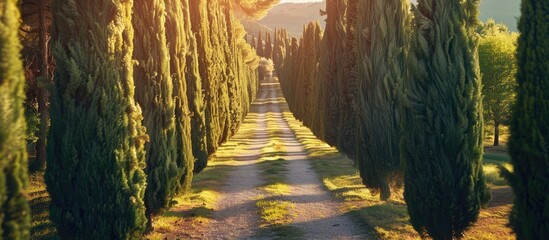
[
  {"left": 282, "top": 111, "right": 515, "bottom": 240},
  {"left": 146, "top": 155, "right": 236, "bottom": 239},
  {"left": 28, "top": 172, "right": 57, "bottom": 240}
]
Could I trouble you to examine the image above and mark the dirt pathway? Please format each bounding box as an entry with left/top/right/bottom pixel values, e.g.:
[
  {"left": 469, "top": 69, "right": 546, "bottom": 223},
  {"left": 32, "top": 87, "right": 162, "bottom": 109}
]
[
  {"left": 202, "top": 84, "right": 270, "bottom": 240},
  {"left": 202, "top": 77, "right": 366, "bottom": 239}
]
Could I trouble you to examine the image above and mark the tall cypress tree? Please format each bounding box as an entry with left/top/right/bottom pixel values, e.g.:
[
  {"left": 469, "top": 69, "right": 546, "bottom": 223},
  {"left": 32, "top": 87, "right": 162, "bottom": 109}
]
[
  {"left": 320, "top": 0, "right": 346, "bottom": 146},
  {"left": 132, "top": 0, "right": 180, "bottom": 228},
  {"left": 0, "top": 0, "right": 31, "bottom": 238},
  {"left": 189, "top": 0, "right": 215, "bottom": 172},
  {"left": 400, "top": 0, "right": 489, "bottom": 238},
  {"left": 165, "top": 0, "right": 195, "bottom": 191},
  {"left": 265, "top": 32, "right": 273, "bottom": 59},
  {"left": 355, "top": 0, "right": 409, "bottom": 201},
  {"left": 505, "top": 0, "right": 549, "bottom": 238},
  {"left": 339, "top": 0, "right": 358, "bottom": 157},
  {"left": 182, "top": 0, "right": 209, "bottom": 174},
  {"left": 257, "top": 31, "right": 264, "bottom": 58},
  {"left": 46, "top": 0, "right": 148, "bottom": 238}
]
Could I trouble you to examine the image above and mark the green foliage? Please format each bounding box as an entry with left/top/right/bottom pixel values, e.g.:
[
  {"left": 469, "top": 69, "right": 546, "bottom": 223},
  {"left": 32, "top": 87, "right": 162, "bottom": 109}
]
[
  {"left": 181, "top": 0, "right": 209, "bottom": 175},
  {"left": 354, "top": 0, "right": 409, "bottom": 201},
  {"left": 0, "top": 0, "right": 31, "bottom": 238},
  {"left": 479, "top": 29, "right": 517, "bottom": 146},
  {"left": 505, "top": 0, "right": 549, "bottom": 238},
  {"left": 477, "top": 19, "right": 511, "bottom": 36},
  {"left": 339, "top": 0, "right": 358, "bottom": 157},
  {"left": 46, "top": 0, "right": 148, "bottom": 238},
  {"left": 132, "top": 0, "right": 181, "bottom": 222},
  {"left": 264, "top": 32, "right": 273, "bottom": 59},
  {"left": 189, "top": 0, "right": 259, "bottom": 174},
  {"left": 165, "top": 0, "right": 195, "bottom": 192},
  {"left": 320, "top": 0, "right": 346, "bottom": 146},
  {"left": 401, "top": 0, "right": 489, "bottom": 238},
  {"left": 257, "top": 31, "right": 265, "bottom": 58}
]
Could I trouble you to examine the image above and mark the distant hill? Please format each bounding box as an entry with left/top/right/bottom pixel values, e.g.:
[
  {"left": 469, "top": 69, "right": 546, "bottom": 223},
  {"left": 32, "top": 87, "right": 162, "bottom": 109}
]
[
  {"left": 243, "top": 0, "right": 520, "bottom": 38},
  {"left": 256, "top": 1, "right": 326, "bottom": 37}
]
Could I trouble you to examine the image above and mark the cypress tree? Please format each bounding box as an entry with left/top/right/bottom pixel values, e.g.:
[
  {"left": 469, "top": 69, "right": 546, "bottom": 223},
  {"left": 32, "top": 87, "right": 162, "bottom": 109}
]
[
  {"left": 165, "top": 0, "right": 196, "bottom": 191},
  {"left": 265, "top": 32, "right": 273, "bottom": 59},
  {"left": 320, "top": 0, "right": 346, "bottom": 146},
  {"left": 257, "top": 31, "right": 264, "bottom": 58},
  {"left": 505, "top": 0, "right": 549, "bottom": 238},
  {"left": 355, "top": 0, "right": 409, "bottom": 201},
  {"left": 46, "top": 0, "right": 148, "bottom": 238},
  {"left": 182, "top": 0, "right": 209, "bottom": 174},
  {"left": 132, "top": 0, "right": 180, "bottom": 228},
  {"left": 400, "top": 0, "right": 489, "bottom": 238},
  {"left": 339, "top": 0, "right": 358, "bottom": 157},
  {"left": 0, "top": 0, "right": 31, "bottom": 238},
  {"left": 189, "top": 0, "right": 216, "bottom": 172}
]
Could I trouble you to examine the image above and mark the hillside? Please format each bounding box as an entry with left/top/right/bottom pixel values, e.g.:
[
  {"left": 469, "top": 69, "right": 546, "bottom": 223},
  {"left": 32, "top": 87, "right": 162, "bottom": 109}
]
[
  {"left": 243, "top": 0, "right": 520, "bottom": 37},
  {"left": 257, "top": 1, "right": 326, "bottom": 37}
]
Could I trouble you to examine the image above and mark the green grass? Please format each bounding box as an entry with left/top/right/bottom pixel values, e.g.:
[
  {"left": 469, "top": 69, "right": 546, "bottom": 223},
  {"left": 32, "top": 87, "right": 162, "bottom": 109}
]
[
  {"left": 256, "top": 200, "right": 295, "bottom": 226},
  {"left": 146, "top": 157, "right": 236, "bottom": 239},
  {"left": 28, "top": 173, "right": 57, "bottom": 240},
  {"left": 258, "top": 158, "right": 288, "bottom": 185}
]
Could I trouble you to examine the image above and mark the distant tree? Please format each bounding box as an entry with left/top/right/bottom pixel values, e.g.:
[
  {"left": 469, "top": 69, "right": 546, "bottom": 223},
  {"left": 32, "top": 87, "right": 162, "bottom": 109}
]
[
  {"left": 257, "top": 31, "right": 264, "bottom": 57},
  {"left": 132, "top": 0, "right": 180, "bottom": 230},
  {"left": 46, "top": 0, "right": 148, "bottom": 238},
  {"left": 477, "top": 18, "right": 510, "bottom": 36},
  {"left": 401, "top": 0, "right": 490, "bottom": 238},
  {"left": 264, "top": 32, "right": 273, "bottom": 59},
  {"left": 355, "top": 0, "right": 409, "bottom": 201},
  {"left": 504, "top": 0, "right": 549, "bottom": 238},
  {"left": 479, "top": 31, "right": 517, "bottom": 146},
  {"left": 0, "top": 0, "right": 31, "bottom": 238},
  {"left": 251, "top": 35, "right": 257, "bottom": 49}
]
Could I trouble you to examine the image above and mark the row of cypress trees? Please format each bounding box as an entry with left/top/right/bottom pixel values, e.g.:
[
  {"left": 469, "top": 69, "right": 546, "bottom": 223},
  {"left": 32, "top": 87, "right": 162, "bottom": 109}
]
[
  {"left": 273, "top": 0, "right": 490, "bottom": 238},
  {"left": 44, "top": 0, "right": 260, "bottom": 238}
]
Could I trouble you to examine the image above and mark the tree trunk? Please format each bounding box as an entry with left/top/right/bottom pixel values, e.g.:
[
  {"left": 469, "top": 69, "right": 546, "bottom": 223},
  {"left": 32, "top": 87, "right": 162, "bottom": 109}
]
[
  {"left": 36, "top": 0, "right": 50, "bottom": 170},
  {"left": 494, "top": 122, "right": 500, "bottom": 146}
]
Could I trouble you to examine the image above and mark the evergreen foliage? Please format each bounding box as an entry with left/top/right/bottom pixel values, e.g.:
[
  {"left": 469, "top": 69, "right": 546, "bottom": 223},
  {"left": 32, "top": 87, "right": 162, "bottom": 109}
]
[
  {"left": 257, "top": 31, "right": 265, "bottom": 58},
  {"left": 355, "top": 0, "right": 409, "bottom": 201},
  {"left": 339, "top": 0, "right": 358, "bottom": 157},
  {"left": 319, "top": 0, "right": 347, "bottom": 146},
  {"left": 400, "top": 0, "right": 489, "bottom": 238},
  {"left": 189, "top": 0, "right": 259, "bottom": 173},
  {"left": 264, "top": 32, "right": 273, "bottom": 59},
  {"left": 505, "top": 0, "right": 549, "bottom": 238},
  {"left": 165, "top": 0, "right": 195, "bottom": 191},
  {"left": 46, "top": 0, "right": 148, "bottom": 238},
  {"left": 0, "top": 0, "right": 31, "bottom": 238},
  {"left": 182, "top": 0, "right": 209, "bottom": 174},
  {"left": 132, "top": 0, "right": 180, "bottom": 225}
]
